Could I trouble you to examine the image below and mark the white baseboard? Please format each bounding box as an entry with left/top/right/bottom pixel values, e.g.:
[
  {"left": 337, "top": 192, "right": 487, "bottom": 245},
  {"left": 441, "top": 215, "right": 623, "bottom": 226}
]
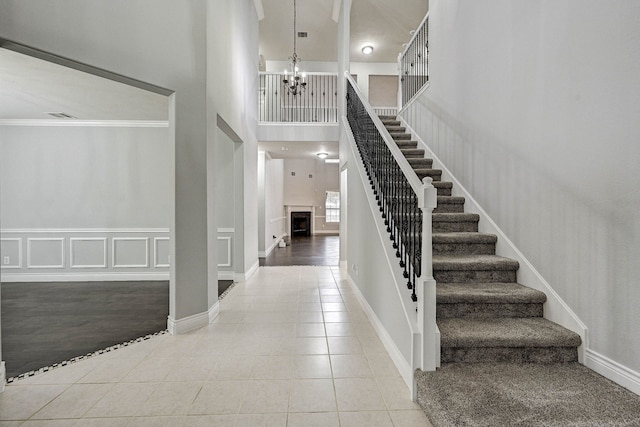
[
  {"left": 585, "top": 349, "right": 640, "bottom": 396},
  {"left": 313, "top": 230, "right": 340, "bottom": 235},
  {"left": 218, "top": 271, "right": 235, "bottom": 280},
  {"left": 0, "top": 362, "right": 5, "bottom": 393},
  {"left": 259, "top": 234, "right": 285, "bottom": 258},
  {"left": 167, "top": 306, "right": 211, "bottom": 335},
  {"left": 0, "top": 272, "right": 170, "bottom": 282},
  {"left": 345, "top": 273, "right": 413, "bottom": 394},
  {"left": 236, "top": 260, "right": 259, "bottom": 282},
  {"left": 208, "top": 301, "right": 220, "bottom": 323}
]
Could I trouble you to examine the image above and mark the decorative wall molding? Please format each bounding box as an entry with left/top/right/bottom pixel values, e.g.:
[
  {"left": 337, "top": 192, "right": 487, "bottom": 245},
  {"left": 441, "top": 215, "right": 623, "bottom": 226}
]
[
  {"left": 0, "top": 119, "right": 169, "bottom": 128},
  {"left": 217, "top": 228, "right": 235, "bottom": 233},
  {"left": 0, "top": 362, "right": 5, "bottom": 393},
  {"left": 27, "top": 238, "right": 65, "bottom": 269},
  {"left": 153, "top": 237, "right": 170, "bottom": 268},
  {"left": 70, "top": 237, "right": 107, "bottom": 268},
  {"left": 585, "top": 349, "right": 640, "bottom": 396},
  {"left": 217, "top": 236, "right": 232, "bottom": 267},
  {"left": 112, "top": 237, "right": 149, "bottom": 268},
  {"left": 1, "top": 228, "right": 169, "bottom": 281},
  {"left": 0, "top": 238, "right": 22, "bottom": 269}
]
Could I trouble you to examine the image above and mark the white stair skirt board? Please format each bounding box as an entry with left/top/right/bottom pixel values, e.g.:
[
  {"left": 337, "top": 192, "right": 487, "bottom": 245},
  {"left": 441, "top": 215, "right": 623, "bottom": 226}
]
[
  {"left": 0, "top": 362, "right": 5, "bottom": 393},
  {"left": 586, "top": 349, "right": 640, "bottom": 396},
  {"left": 399, "top": 117, "right": 588, "bottom": 362},
  {"left": 167, "top": 302, "right": 219, "bottom": 335},
  {"left": 0, "top": 272, "right": 170, "bottom": 282},
  {"left": 346, "top": 272, "right": 414, "bottom": 399}
]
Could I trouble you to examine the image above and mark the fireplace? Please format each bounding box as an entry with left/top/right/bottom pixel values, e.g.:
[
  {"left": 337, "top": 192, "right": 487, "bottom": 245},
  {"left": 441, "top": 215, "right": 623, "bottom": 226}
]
[{"left": 291, "top": 211, "right": 311, "bottom": 237}]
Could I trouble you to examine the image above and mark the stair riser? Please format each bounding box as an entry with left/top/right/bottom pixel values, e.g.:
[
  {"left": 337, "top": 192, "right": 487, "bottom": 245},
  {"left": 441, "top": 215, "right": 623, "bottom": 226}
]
[
  {"left": 437, "top": 303, "right": 543, "bottom": 319},
  {"left": 433, "top": 243, "right": 495, "bottom": 256},
  {"left": 434, "top": 270, "right": 517, "bottom": 283},
  {"left": 391, "top": 133, "right": 412, "bottom": 140},
  {"left": 432, "top": 222, "right": 478, "bottom": 232},
  {"left": 416, "top": 172, "right": 442, "bottom": 181},
  {"left": 441, "top": 347, "right": 578, "bottom": 364},
  {"left": 395, "top": 141, "right": 418, "bottom": 148},
  {"left": 434, "top": 204, "right": 465, "bottom": 213},
  {"left": 408, "top": 160, "right": 433, "bottom": 168},
  {"left": 403, "top": 152, "right": 425, "bottom": 159}
]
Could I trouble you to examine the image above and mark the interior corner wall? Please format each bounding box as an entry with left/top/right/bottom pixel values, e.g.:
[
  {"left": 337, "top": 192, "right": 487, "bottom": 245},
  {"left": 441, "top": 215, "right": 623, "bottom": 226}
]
[
  {"left": 403, "top": 0, "right": 640, "bottom": 376},
  {"left": 208, "top": 0, "right": 260, "bottom": 279},
  {"left": 349, "top": 62, "right": 398, "bottom": 102}
]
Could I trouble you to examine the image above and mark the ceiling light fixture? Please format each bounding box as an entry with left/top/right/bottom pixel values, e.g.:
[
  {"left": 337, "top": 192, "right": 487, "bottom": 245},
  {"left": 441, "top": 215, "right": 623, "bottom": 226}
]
[
  {"left": 316, "top": 152, "right": 328, "bottom": 159},
  {"left": 325, "top": 158, "right": 339, "bottom": 164},
  {"left": 361, "top": 45, "right": 374, "bottom": 55},
  {"left": 283, "top": 0, "right": 306, "bottom": 96}
]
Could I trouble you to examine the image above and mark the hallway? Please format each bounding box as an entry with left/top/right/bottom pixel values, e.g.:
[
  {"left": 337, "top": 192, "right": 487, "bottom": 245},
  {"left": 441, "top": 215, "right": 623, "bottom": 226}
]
[{"left": 0, "top": 266, "right": 431, "bottom": 426}]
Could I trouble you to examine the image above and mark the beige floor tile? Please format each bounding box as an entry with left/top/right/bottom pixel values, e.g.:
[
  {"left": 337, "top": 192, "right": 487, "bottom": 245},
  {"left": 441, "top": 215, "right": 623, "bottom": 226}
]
[
  {"left": 296, "top": 311, "right": 324, "bottom": 323},
  {"left": 122, "top": 357, "right": 177, "bottom": 383},
  {"left": 360, "top": 335, "right": 387, "bottom": 354},
  {"left": 250, "top": 355, "right": 293, "bottom": 379},
  {"left": 0, "top": 384, "right": 68, "bottom": 421},
  {"left": 295, "top": 323, "right": 326, "bottom": 337},
  {"left": 238, "top": 380, "right": 290, "bottom": 414},
  {"left": 31, "top": 383, "right": 112, "bottom": 419},
  {"left": 322, "top": 302, "right": 347, "bottom": 312},
  {"left": 389, "top": 410, "right": 433, "bottom": 426},
  {"left": 323, "top": 312, "right": 350, "bottom": 323},
  {"left": 297, "top": 302, "right": 322, "bottom": 312},
  {"left": 288, "top": 379, "right": 337, "bottom": 412},
  {"left": 331, "top": 355, "right": 374, "bottom": 378},
  {"left": 138, "top": 382, "right": 203, "bottom": 416},
  {"left": 287, "top": 337, "right": 328, "bottom": 355},
  {"left": 30, "top": 358, "right": 103, "bottom": 384},
  {"left": 77, "top": 358, "right": 141, "bottom": 384},
  {"left": 163, "top": 357, "right": 216, "bottom": 382},
  {"left": 338, "top": 411, "right": 394, "bottom": 427},
  {"left": 235, "top": 413, "right": 287, "bottom": 427},
  {"left": 328, "top": 337, "right": 364, "bottom": 354},
  {"left": 188, "top": 381, "right": 246, "bottom": 415},
  {"left": 208, "top": 355, "right": 254, "bottom": 380},
  {"left": 292, "top": 355, "right": 332, "bottom": 379},
  {"left": 20, "top": 421, "right": 74, "bottom": 427},
  {"left": 286, "top": 412, "right": 340, "bottom": 427},
  {"left": 334, "top": 378, "right": 386, "bottom": 411},
  {"left": 0, "top": 422, "right": 23, "bottom": 427},
  {"left": 366, "top": 353, "right": 402, "bottom": 378},
  {"left": 325, "top": 323, "right": 356, "bottom": 337},
  {"left": 377, "top": 377, "right": 421, "bottom": 410},
  {"left": 180, "top": 414, "right": 236, "bottom": 426},
  {"left": 125, "top": 416, "right": 186, "bottom": 427},
  {"left": 84, "top": 382, "right": 158, "bottom": 417}
]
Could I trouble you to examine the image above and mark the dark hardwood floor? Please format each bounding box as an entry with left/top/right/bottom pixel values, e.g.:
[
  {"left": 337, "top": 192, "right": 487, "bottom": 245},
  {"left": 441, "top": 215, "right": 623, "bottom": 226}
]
[
  {"left": 259, "top": 234, "right": 339, "bottom": 266},
  {"left": 1, "top": 279, "right": 234, "bottom": 379}
]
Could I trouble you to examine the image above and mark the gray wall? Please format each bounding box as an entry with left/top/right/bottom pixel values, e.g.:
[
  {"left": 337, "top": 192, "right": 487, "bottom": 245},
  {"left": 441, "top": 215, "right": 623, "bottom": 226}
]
[
  {"left": 403, "top": 0, "right": 640, "bottom": 385},
  {"left": 0, "top": 0, "right": 260, "bottom": 327}
]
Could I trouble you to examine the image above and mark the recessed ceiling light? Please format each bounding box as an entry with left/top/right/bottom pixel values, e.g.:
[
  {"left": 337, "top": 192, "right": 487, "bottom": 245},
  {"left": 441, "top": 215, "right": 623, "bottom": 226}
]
[
  {"left": 361, "top": 45, "right": 374, "bottom": 55},
  {"left": 316, "top": 152, "right": 328, "bottom": 159}
]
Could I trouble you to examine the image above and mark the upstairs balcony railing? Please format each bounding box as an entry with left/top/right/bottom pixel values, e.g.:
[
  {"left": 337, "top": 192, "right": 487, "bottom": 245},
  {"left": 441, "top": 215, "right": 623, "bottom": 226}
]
[
  {"left": 259, "top": 72, "right": 338, "bottom": 123},
  {"left": 399, "top": 13, "right": 429, "bottom": 107}
]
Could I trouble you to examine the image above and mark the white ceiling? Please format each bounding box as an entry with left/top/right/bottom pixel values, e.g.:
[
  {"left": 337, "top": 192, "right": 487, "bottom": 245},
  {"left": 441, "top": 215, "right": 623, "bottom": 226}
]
[
  {"left": 259, "top": 0, "right": 428, "bottom": 63},
  {"left": 0, "top": 48, "right": 168, "bottom": 122}
]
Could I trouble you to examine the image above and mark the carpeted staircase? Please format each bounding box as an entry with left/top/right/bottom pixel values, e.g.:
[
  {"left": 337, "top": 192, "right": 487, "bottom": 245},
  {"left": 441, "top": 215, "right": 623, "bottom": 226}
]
[{"left": 378, "top": 115, "right": 600, "bottom": 425}]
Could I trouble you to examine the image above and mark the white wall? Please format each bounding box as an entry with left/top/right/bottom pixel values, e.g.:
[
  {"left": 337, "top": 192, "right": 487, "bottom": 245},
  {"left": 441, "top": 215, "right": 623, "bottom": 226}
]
[
  {"left": 402, "top": 0, "right": 640, "bottom": 385},
  {"left": 258, "top": 151, "right": 285, "bottom": 256},
  {"left": 283, "top": 158, "right": 340, "bottom": 234}
]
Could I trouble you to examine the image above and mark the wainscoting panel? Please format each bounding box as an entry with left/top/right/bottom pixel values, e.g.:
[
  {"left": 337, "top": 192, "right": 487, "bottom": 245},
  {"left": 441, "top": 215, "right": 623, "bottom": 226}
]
[
  {"left": 0, "top": 229, "right": 169, "bottom": 282},
  {"left": 27, "top": 238, "right": 65, "bottom": 269},
  {"left": 70, "top": 238, "right": 107, "bottom": 268},
  {"left": 0, "top": 238, "right": 22, "bottom": 269},
  {"left": 217, "top": 236, "right": 232, "bottom": 267},
  {"left": 113, "top": 237, "right": 149, "bottom": 268}
]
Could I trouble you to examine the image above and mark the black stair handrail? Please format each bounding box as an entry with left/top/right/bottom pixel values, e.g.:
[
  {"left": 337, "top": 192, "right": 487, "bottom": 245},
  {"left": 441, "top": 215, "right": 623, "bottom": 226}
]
[{"left": 346, "top": 76, "right": 424, "bottom": 301}]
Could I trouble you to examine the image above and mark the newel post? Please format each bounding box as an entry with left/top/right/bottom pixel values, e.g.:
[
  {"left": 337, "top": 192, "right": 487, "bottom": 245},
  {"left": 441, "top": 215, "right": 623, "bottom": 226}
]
[{"left": 418, "top": 177, "right": 438, "bottom": 371}]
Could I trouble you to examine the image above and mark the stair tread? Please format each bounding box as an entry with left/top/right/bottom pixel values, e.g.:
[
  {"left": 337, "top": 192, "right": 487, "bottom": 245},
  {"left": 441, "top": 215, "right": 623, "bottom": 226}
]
[
  {"left": 438, "top": 317, "right": 582, "bottom": 348},
  {"left": 437, "top": 196, "right": 465, "bottom": 204},
  {"left": 433, "top": 232, "right": 497, "bottom": 244},
  {"left": 437, "top": 282, "right": 547, "bottom": 304},
  {"left": 433, "top": 255, "right": 519, "bottom": 270}
]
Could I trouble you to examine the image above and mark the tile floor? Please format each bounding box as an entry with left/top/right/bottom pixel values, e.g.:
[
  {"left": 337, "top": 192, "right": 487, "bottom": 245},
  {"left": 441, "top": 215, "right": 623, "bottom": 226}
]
[{"left": 0, "top": 266, "right": 432, "bottom": 426}]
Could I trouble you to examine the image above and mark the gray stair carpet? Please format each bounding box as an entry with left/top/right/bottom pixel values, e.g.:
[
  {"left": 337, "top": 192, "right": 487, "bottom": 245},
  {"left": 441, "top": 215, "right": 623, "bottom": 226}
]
[{"left": 377, "top": 115, "right": 633, "bottom": 425}]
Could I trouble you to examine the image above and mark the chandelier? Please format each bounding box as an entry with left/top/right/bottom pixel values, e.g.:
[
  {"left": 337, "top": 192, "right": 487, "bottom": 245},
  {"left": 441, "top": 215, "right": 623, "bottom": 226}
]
[{"left": 283, "top": 0, "right": 306, "bottom": 96}]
